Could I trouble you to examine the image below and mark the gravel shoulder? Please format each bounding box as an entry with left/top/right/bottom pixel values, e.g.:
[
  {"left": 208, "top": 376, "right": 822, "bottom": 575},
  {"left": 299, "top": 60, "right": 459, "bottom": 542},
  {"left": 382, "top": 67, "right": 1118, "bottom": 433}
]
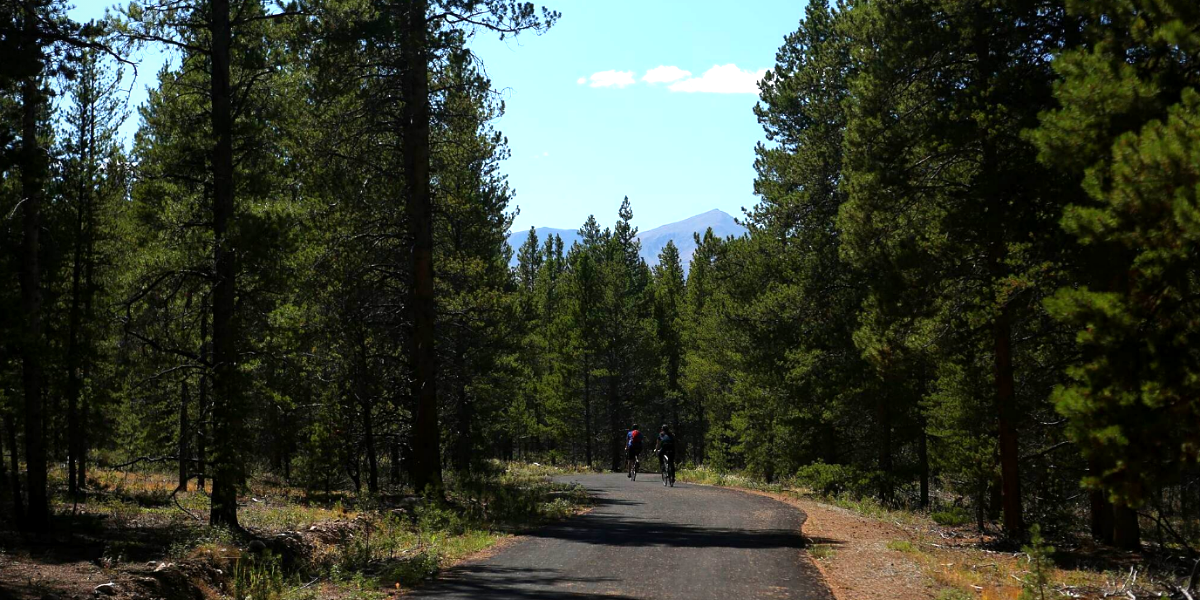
[{"left": 742, "top": 490, "right": 939, "bottom": 600}]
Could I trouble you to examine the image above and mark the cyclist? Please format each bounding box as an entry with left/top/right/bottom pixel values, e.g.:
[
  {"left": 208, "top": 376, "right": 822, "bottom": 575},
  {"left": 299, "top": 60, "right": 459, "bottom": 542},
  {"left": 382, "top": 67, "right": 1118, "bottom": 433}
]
[
  {"left": 625, "top": 424, "right": 644, "bottom": 478},
  {"left": 655, "top": 424, "right": 676, "bottom": 486}
]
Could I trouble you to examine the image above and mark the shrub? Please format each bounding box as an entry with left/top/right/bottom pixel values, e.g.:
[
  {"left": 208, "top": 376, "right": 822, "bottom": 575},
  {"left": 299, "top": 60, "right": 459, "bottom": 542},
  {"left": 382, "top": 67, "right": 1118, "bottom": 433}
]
[
  {"left": 793, "top": 462, "right": 875, "bottom": 497},
  {"left": 231, "top": 551, "right": 285, "bottom": 600},
  {"left": 1019, "top": 525, "right": 1055, "bottom": 600},
  {"left": 377, "top": 550, "right": 440, "bottom": 587},
  {"left": 416, "top": 503, "right": 467, "bottom": 537},
  {"left": 931, "top": 506, "right": 972, "bottom": 527}
]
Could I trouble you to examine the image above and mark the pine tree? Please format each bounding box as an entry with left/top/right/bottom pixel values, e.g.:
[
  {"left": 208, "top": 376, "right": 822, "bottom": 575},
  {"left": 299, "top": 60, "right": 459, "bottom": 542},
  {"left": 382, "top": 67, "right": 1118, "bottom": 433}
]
[
  {"left": 651, "top": 240, "right": 685, "bottom": 444},
  {"left": 119, "top": 0, "right": 301, "bottom": 526},
  {"left": 839, "top": 0, "right": 1079, "bottom": 535},
  {"left": 57, "top": 39, "right": 127, "bottom": 496},
  {"left": 1033, "top": 0, "right": 1200, "bottom": 550}
]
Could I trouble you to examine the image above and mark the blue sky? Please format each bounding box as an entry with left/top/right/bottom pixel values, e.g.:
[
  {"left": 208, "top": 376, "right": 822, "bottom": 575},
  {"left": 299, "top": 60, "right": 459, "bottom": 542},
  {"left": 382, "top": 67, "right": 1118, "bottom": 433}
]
[{"left": 69, "top": 0, "right": 808, "bottom": 231}]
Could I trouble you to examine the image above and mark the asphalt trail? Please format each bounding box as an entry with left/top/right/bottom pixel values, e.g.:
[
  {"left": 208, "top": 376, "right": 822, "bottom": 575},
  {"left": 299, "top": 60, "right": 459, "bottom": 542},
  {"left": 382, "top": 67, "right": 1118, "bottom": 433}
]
[{"left": 411, "top": 472, "right": 834, "bottom": 599}]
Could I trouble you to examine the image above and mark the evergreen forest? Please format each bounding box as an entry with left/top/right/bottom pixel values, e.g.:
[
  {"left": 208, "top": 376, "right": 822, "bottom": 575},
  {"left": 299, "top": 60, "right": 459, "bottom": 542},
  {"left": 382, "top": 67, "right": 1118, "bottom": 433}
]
[{"left": 1, "top": 0, "right": 1198, "bottom": 585}]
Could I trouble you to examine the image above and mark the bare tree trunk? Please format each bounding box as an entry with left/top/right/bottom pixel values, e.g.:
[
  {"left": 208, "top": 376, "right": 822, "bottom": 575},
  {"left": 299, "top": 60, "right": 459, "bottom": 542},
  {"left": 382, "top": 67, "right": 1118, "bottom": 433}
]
[
  {"left": 452, "top": 338, "right": 471, "bottom": 473},
  {"left": 209, "top": 0, "right": 240, "bottom": 528},
  {"left": 178, "top": 379, "right": 190, "bottom": 491},
  {"left": 197, "top": 296, "right": 209, "bottom": 492},
  {"left": 351, "top": 334, "right": 379, "bottom": 494},
  {"left": 4, "top": 412, "right": 22, "bottom": 520},
  {"left": 1088, "top": 457, "right": 1115, "bottom": 544},
  {"left": 994, "top": 307, "right": 1023, "bottom": 538},
  {"left": 608, "top": 371, "right": 620, "bottom": 472},
  {"left": 584, "top": 360, "right": 593, "bottom": 467},
  {"left": 77, "top": 391, "right": 88, "bottom": 492},
  {"left": 19, "top": 6, "right": 49, "bottom": 530},
  {"left": 77, "top": 62, "right": 100, "bottom": 496},
  {"left": 877, "top": 392, "right": 892, "bottom": 503},
  {"left": 401, "top": 0, "right": 441, "bottom": 495},
  {"left": 0, "top": 418, "right": 6, "bottom": 505},
  {"left": 359, "top": 353, "right": 378, "bottom": 494},
  {"left": 919, "top": 421, "right": 929, "bottom": 509},
  {"left": 66, "top": 192, "right": 85, "bottom": 498},
  {"left": 66, "top": 90, "right": 92, "bottom": 496},
  {"left": 1113, "top": 504, "right": 1141, "bottom": 550},
  {"left": 390, "top": 437, "right": 401, "bottom": 485}
]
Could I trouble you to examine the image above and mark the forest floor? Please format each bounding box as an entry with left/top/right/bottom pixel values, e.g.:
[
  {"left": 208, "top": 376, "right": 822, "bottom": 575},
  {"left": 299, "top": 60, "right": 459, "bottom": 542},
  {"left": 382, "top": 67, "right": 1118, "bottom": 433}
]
[
  {"left": 3, "top": 463, "right": 1196, "bottom": 600},
  {"left": 674, "top": 467, "right": 1198, "bottom": 600},
  {"left": 0, "top": 462, "right": 592, "bottom": 600}
]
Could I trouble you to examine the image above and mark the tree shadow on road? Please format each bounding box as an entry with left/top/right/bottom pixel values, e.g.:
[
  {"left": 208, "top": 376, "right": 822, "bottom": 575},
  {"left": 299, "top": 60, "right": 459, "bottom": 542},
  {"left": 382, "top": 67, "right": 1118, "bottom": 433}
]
[
  {"left": 412, "top": 565, "right": 638, "bottom": 599},
  {"left": 527, "top": 512, "right": 807, "bottom": 550}
]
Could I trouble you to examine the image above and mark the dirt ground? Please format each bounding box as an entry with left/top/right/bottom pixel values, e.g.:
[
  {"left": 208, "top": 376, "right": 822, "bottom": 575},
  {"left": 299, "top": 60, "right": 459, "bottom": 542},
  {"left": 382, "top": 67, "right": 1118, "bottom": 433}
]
[{"left": 745, "top": 489, "right": 939, "bottom": 600}]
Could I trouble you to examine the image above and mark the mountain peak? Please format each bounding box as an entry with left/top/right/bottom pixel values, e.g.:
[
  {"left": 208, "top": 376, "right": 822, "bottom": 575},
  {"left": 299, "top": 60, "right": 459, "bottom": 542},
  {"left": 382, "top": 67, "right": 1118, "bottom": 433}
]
[{"left": 508, "top": 209, "right": 747, "bottom": 273}]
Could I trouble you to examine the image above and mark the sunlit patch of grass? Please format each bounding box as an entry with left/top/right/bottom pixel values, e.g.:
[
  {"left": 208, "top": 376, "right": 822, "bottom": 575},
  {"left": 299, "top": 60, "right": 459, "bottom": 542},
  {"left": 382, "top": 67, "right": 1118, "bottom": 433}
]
[
  {"left": 937, "top": 588, "right": 973, "bottom": 600},
  {"left": 887, "top": 539, "right": 917, "bottom": 553},
  {"left": 675, "top": 466, "right": 784, "bottom": 492},
  {"left": 808, "top": 543, "right": 836, "bottom": 560},
  {"left": 897, "top": 536, "right": 1154, "bottom": 600},
  {"left": 45, "top": 461, "right": 590, "bottom": 598},
  {"left": 499, "top": 460, "right": 598, "bottom": 479},
  {"left": 279, "top": 462, "right": 589, "bottom": 597},
  {"left": 240, "top": 500, "right": 352, "bottom": 532}
]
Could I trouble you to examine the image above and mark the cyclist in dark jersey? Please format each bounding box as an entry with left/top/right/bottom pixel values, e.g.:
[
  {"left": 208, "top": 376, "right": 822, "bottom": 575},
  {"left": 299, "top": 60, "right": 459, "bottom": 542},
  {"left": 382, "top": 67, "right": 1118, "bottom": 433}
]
[{"left": 655, "top": 425, "right": 676, "bottom": 485}]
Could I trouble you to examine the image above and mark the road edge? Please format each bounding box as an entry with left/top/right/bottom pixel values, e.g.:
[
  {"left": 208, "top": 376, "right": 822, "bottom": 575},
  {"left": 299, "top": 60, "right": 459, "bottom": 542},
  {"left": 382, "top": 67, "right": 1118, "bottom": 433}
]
[{"left": 679, "top": 481, "right": 938, "bottom": 600}]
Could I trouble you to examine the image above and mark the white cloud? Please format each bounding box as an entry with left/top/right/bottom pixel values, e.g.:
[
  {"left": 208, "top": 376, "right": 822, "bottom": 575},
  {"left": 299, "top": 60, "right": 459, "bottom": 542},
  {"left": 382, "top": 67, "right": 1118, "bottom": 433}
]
[
  {"left": 642, "top": 65, "right": 692, "bottom": 84},
  {"left": 668, "top": 64, "right": 768, "bottom": 94},
  {"left": 579, "top": 70, "right": 636, "bottom": 88}
]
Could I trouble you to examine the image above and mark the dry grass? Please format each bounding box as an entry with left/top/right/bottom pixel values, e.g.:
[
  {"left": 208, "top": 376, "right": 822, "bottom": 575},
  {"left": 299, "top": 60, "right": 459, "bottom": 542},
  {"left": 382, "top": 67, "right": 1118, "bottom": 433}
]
[
  {"left": 673, "top": 466, "right": 1189, "bottom": 600},
  {"left": 15, "top": 461, "right": 591, "bottom": 600}
]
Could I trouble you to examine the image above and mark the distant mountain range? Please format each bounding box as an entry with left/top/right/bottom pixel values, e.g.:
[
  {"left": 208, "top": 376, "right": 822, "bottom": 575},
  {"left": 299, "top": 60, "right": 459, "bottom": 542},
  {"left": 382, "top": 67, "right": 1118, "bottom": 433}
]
[{"left": 507, "top": 209, "right": 746, "bottom": 272}]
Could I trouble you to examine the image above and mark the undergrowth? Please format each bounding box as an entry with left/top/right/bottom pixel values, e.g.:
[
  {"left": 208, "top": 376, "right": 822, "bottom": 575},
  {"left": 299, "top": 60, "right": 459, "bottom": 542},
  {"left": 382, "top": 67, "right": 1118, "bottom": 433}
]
[
  {"left": 674, "top": 464, "right": 1183, "bottom": 600},
  {"left": 33, "top": 460, "right": 590, "bottom": 600}
]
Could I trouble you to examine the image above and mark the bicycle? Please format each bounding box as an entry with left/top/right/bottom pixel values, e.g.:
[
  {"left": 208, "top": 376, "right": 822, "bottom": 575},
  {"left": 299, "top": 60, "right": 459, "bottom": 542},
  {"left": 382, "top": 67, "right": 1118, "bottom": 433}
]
[
  {"left": 628, "top": 452, "right": 640, "bottom": 481},
  {"left": 659, "top": 451, "right": 675, "bottom": 487}
]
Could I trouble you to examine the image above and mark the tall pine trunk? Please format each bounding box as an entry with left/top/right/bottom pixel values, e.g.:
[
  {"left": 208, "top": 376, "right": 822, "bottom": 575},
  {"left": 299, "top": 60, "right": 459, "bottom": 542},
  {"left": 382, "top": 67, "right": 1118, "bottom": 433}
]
[
  {"left": 4, "top": 412, "right": 22, "bottom": 520},
  {"left": 358, "top": 343, "right": 378, "bottom": 494},
  {"left": 197, "top": 296, "right": 209, "bottom": 492},
  {"left": 1113, "top": 504, "right": 1141, "bottom": 551},
  {"left": 877, "top": 391, "right": 892, "bottom": 502},
  {"left": 994, "top": 306, "right": 1023, "bottom": 537},
  {"left": 608, "top": 371, "right": 620, "bottom": 472},
  {"left": 209, "top": 0, "right": 240, "bottom": 528},
  {"left": 77, "top": 392, "right": 88, "bottom": 492},
  {"left": 178, "top": 379, "right": 190, "bottom": 491},
  {"left": 77, "top": 150, "right": 98, "bottom": 494},
  {"left": 583, "top": 363, "right": 593, "bottom": 467},
  {"left": 919, "top": 421, "right": 929, "bottom": 509},
  {"left": 19, "top": 5, "right": 49, "bottom": 530},
  {"left": 971, "top": 7, "right": 1022, "bottom": 540},
  {"left": 390, "top": 437, "right": 401, "bottom": 485},
  {"left": 362, "top": 399, "right": 378, "bottom": 493},
  {"left": 452, "top": 339, "right": 471, "bottom": 473},
  {"left": 402, "top": 0, "right": 442, "bottom": 495},
  {"left": 66, "top": 93, "right": 91, "bottom": 495},
  {"left": 66, "top": 188, "right": 85, "bottom": 498}
]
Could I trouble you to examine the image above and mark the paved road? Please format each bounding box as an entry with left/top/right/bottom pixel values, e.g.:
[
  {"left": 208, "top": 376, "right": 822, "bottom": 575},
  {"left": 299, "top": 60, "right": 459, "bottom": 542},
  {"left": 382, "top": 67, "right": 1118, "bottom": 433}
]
[{"left": 412, "top": 473, "right": 833, "bottom": 599}]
